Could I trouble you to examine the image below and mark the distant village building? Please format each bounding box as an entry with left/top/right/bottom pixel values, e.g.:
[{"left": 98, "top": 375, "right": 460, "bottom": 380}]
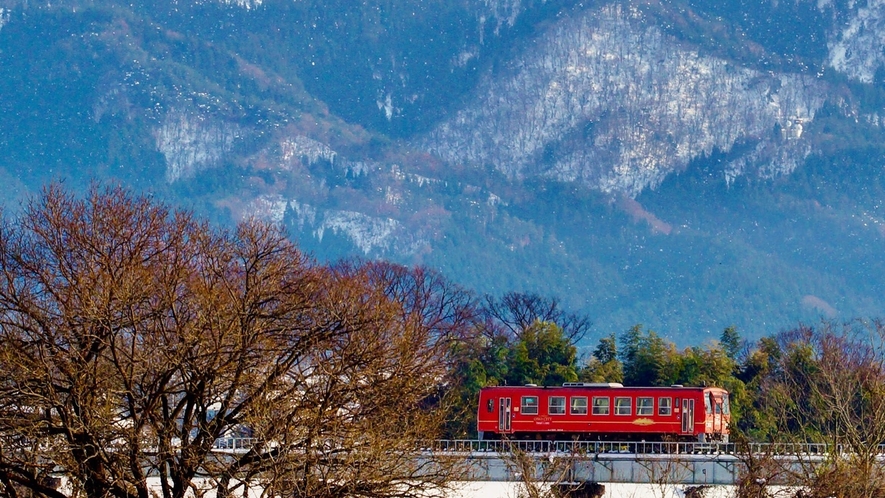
[{"left": 781, "top": 118, "right": 806, "bottom": 140}]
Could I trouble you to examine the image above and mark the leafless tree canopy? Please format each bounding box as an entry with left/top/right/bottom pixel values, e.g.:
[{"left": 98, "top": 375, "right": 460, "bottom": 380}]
[
  {"left": 750, "top": 320, "right": 885, "bottom": 497},
  {"left": 342, "top": 260, "right": 478, "bottom": 346},
  {"left": 0, "top": 185, "right": 468, "bottom": 498},
  {"left": 482, "top": 292, "right": 591, "bottom": 344}
]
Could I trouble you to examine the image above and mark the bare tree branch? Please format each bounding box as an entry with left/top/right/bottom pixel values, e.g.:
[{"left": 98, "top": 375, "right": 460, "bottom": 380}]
[{"left": 0, "top": 185, "right": 468, "bottom": 498}]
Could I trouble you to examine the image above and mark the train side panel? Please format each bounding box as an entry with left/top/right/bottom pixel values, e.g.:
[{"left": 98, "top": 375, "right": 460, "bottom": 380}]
[{"left": 477, "top": 385, "right": 730, "bottom": 442}]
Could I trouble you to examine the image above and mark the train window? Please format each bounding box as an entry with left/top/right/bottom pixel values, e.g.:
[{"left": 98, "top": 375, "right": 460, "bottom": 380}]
[
  {"left": 549, "top": 396, "right": 566, "bottom": 415},
  {"left": 723, "top": 393, "right": 730, "bottom": 415},
  {"left": 571, "top": 396, "right": 588, "bottom": 415},
  {"left": 636, "top": 397, "right": 653, "bottom": 416},
  {"left": 615, "top": 397, "right": 631, "bottom": 416},
  {"left": 592, "top": 397, "right": 610, "bottom": 415},
  {"left": 487, "top": 399, "right": 494, "bottom": 412},
  {"left": 705, "top": 394, "right": 712, "bottom": 415},
  {"left": 658, "top": 397, "right": 672, "bottom": 416},
  {"left": 521, "top": 396, "right": 539, "bottom": 415}
]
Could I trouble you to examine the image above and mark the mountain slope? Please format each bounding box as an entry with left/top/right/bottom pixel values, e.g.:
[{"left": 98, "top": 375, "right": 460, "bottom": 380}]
[
  {"left": 1, "top": 0, "right": 884, "bottom": 344},
  {"left": 421, "top": 3, "right": 826, "bottom": 195}
]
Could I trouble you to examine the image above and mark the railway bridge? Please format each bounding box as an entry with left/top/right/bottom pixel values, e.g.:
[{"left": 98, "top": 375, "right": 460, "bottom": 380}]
[
  {"left": 427, "top": 440, "right": 758, "bottom": 485},
  {"left": 213, "top": 438, "right": 842, "bottom": 486}
]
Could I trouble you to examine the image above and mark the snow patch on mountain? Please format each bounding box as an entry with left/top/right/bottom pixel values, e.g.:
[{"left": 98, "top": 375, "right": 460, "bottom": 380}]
[
  {"left": 423, "top": 3, "right": 827, "bottom": 196},
  {"left": 303, "top": 204, "right": 428, "bottom": 256},
  {"left": 480, "top": 0, "right": 530, "bottom": 33},
  {"left": 828, "top": 0, "right": 885, "bottom": 83},
  {"left": 246, "top": 196, "right": 428, "bottom": 257},
  {"left": 247, "top": 194, "right": 288, "bottom": 224},
  {"left": 314, "top": 211, "right": 401, "bottom": 254},
  {"left": 280, "top": 135, "right": 337, "bottom": 167},
  {"left": 209, "top": 0, "right": 263, "bottom": 9},
  {"left": 155, "top": 109, "right": 242, "bottom": 183}
]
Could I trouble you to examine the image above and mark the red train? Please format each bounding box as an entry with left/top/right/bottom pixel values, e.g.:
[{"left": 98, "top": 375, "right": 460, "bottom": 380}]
[{"left": 477, "top": 383, "right": 730, "bottom": 442}]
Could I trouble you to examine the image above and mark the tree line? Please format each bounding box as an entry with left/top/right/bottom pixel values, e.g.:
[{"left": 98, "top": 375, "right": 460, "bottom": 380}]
[
  {"left": 449, "top": 297, "right": 885, "bottom": 496},
  {"left": 2, "top": 185, "right": 885, "bottom": 497}
]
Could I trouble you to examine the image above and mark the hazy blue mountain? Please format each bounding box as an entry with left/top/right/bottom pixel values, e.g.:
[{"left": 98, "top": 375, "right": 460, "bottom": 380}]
[{"left": 1, "top": 0, "right": 884, "bottom": 345}]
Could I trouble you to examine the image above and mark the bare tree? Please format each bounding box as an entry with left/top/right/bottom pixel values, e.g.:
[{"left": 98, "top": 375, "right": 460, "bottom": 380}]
[
  {"left": 482, "top": 292, "right": 591, "bottom": 344},
  {"left": 349, "top": 260, "right": 479, "bottom": 347},
  {"left": 0, "top": 185, "right": 466, "bottom": 498},
  {"left": 238, "top": 262, "right": 470, "bottom": 498},
  {"left": 756, "top": 321, "right": 885, "bottom": 498},
  {"left": 731, "top": 435, "right": 792, "bottom": 498},
  {"left": 501, "top": 445, "right": 577, "bottom": 498}
]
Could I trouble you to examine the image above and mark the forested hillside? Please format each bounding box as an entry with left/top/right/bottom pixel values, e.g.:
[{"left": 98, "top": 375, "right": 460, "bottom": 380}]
[{"left": 1, "top": 0, "right": 884, "bottom": 344}]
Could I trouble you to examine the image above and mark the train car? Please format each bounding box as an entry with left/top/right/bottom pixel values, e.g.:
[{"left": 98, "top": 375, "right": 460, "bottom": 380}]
[{"left": 477, "top": 383, "right": 730, "bottom": 442}]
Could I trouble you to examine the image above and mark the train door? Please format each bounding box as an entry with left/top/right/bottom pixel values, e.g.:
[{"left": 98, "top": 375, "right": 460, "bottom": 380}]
[
  {"left": 681, "top": 398, "right": 694, "bottom": 435},
  {"left": 498, "top": 397, "right": 512, "bottom": 434},
  {"left": 712, "top": 394, "right": 722, "bottom": 434}
]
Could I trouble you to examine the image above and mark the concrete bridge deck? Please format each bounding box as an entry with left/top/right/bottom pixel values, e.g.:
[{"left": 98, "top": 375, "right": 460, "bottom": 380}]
[{"left": 211, "top": 438, "right": 853, "bottom": 485}]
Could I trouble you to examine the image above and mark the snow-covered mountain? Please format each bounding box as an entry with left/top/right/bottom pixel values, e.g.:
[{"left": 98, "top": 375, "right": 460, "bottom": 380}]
[
  {"left": 1, "top": 0, "right": 884, "bottom": 342},
  {"left": 423, "top": 4, "right": 827, "bottom": 195}
]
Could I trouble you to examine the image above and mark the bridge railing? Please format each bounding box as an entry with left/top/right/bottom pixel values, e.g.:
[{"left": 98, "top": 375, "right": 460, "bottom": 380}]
[
  {"left": 211, "top": 438, "right": 885, "bottom": 458},
  {"left": 424, "top": 440, "right": 853, "bottom": 457},
  {"left": 426, "top": 439, "right": 729, "bottom": 455}
]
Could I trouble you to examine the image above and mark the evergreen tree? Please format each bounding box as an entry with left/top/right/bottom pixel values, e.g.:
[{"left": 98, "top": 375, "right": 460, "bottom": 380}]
[
  {"left": 580, "top": 333, "right": 623, "bottom": 383},
  {"left": 593, "top": 333, "right": 618, "bottom": 364},
  {"left": 721, "top": 325, "right": 742, "bottom": 361},
  {"left": 619, "top": 325, "right": 675, "bottom": 386},
  {"left": 505, "top": 320, "right": 578, "bottom": 386}
]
